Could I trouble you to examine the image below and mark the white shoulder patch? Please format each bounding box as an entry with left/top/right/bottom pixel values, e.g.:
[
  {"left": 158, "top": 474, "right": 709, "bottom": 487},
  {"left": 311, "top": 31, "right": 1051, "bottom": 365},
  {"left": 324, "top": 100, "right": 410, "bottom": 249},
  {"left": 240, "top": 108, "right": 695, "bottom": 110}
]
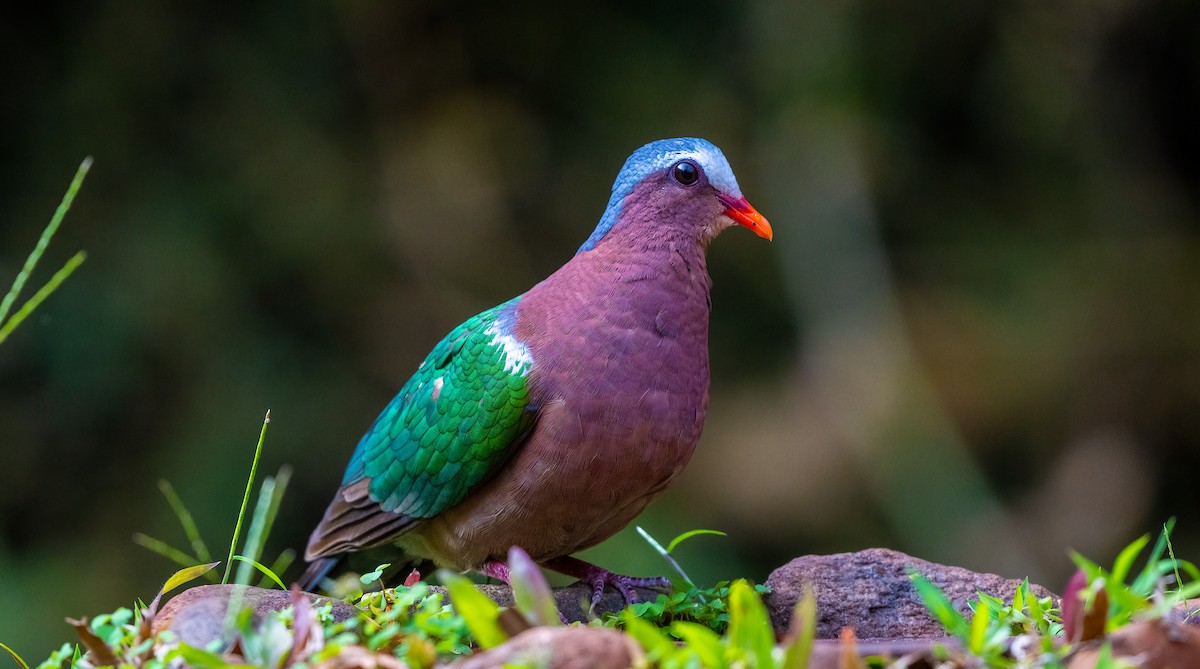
[{"left": 485, "top": 321, "right": 534, "bottom": 375}]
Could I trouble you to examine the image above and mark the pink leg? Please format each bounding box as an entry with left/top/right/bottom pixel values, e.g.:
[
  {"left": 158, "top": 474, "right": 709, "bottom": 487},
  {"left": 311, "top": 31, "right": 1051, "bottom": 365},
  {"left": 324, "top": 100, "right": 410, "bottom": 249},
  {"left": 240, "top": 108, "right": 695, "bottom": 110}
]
[
  {"left": 542, "top": 555, "right": 670, "bottom": 607},
  {"left": 479, "top": 559, "right": 511, "bottom": 584}
]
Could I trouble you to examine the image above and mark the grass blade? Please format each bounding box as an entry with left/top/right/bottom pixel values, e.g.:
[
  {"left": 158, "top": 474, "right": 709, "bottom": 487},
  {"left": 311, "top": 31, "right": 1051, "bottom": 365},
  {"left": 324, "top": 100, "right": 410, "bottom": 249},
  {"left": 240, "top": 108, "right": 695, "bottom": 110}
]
[
  {"left": 230, "top": 555, "right": 287, "bottom": 590},
  {"left": 0, "top": 157, "right": 90, "bottom": 327},
  {"left": 233, "top": 476, "right": 276, "bottom": 585},
  {"left": 669, "top": 621, "right": 725, "bottom": 668},
  {"left": 257, "top": 466, "right": 291, "bottom": 553},
  {"left": 727, "top": 580, "right": 773, "bottom": 669},
  {"left": 910, "top": 571, "right": 969, "bottom": 638},
  {"left": 440, "top": 571, "right": 507, "bottom": 649},
  {"left": 507, "top": 546, "right": 560, "bottom": 627},
  {"left": 147, "top": 562, "right": 221, "bottom": 617},
  {"left": 158, "top": 480, "right": 211, "bottom": 563},
  {"left": 0, "top": 251, "right": 86, "bottom": 346},
  {"left": 781, "top": 587, "right": 816, "bottom": 669},
  {"left": 1111, "top": 533, "right": 1149, "bottom": 587},
  {"left": 162, "top": 562, "right": 221, "bottom": 595},
  {"left": 0, "top": 642, "right": 30, "bottom": 669},
  {"left": 223, "top": 410, "right": 270, "bottom": 584},
  {"left": 666, "top": 529, "right": 727, "bottom": 554},
  {"left": 133, "top": 532, "right": 214, "bottom": 576},
  {"left": 621, "top": 613, "right": 677, "bottom": 661},
  {"left": 260, "top": 549, "right": 296, "bottom": 590},
  {"left": 635, "top": 525, "right": 693, "bottom": 587}
]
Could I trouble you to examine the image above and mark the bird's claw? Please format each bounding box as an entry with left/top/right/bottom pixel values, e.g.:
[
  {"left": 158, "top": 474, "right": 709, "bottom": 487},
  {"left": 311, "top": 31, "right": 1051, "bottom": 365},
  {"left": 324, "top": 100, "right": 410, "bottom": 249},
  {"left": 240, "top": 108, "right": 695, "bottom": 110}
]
[
  {"left": 543, "top": 555, "right": 670, "bottom": 608},
  {"left": 583, "top": 567, "right": 670, "bottom": 607}
]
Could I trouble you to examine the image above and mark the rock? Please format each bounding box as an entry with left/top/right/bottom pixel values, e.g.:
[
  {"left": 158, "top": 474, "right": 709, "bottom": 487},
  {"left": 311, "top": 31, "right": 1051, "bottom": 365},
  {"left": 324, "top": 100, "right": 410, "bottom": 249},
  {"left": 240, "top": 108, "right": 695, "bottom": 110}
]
[
  {"left": 1175, "top": 599, "right": 1200, "bottom": 626},
  {"left": 447, "top": 626, "right": 640, "bottom": 669},
  {"left": 763, "top": 548, "right": 1055, "bottom": 639},
  {"left": 151, "top": 584, "right": 359, "bottom": 648}
]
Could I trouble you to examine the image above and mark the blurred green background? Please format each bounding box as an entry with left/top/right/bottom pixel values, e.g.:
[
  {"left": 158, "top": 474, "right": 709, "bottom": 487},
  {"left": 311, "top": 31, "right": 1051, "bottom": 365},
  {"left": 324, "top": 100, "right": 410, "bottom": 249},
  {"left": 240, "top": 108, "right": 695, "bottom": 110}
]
[{"left": 3, "top": 0, "right": 1198, "bottom": 657}]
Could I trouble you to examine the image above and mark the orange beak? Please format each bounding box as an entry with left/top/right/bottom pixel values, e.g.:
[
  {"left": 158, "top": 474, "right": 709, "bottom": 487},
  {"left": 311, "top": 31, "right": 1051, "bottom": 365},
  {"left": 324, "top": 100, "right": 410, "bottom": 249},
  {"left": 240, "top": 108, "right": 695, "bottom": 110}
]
[{"left": 718, "top": 194, "right": 773, "bottom": 240}]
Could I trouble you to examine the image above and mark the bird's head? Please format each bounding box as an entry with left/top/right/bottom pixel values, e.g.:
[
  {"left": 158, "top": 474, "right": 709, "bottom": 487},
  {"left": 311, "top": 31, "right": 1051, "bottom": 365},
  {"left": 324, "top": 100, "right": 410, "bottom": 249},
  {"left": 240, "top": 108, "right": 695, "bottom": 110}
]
[{"left": 578, "top": 137, "right": 772, "bottom": 253}]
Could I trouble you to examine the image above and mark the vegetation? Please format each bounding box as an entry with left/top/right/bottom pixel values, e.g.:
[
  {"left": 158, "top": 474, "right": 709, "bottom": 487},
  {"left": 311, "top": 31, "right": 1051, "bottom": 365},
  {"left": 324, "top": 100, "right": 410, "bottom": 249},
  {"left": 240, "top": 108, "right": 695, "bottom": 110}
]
[
  {"left": 7, "top": 519, "right": 1196, "bottom": 668},
  {"left": 0, "top": 158, "right": 90, "bottom": 348},
  {"left": 5, "top": 416, "right": 1197, "bottom": 669}
]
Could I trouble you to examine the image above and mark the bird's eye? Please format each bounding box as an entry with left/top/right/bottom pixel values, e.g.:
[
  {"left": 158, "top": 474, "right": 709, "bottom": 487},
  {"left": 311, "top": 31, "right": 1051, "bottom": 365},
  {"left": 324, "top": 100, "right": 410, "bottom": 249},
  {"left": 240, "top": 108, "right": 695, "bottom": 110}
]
[{"left": 672, "top": 160, "right": 700, "bottom": 186}]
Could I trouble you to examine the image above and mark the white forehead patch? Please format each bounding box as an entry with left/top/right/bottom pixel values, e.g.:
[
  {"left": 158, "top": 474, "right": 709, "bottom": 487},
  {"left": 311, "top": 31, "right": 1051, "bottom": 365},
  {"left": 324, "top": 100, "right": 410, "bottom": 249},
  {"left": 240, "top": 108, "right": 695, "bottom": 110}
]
[{"left": 644, "top": 143, "right": 743, "bottom": 200}]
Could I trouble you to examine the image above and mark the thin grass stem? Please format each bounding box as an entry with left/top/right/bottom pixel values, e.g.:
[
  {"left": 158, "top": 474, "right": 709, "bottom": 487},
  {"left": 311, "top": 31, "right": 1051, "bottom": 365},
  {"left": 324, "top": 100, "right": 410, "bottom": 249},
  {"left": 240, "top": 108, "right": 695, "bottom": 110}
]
[
  {"left": 0, "top": 251, "right": 86, "bottom": 346},
  {"left": 233, "top": 477, "right": 276, "bottom": 585},
  {"left": 0, "top": 157, "right": 91, "bottom": 326},
  {"left": 223, "top": 410, "right": 270, "bottom": 584},
  {"left": 158, "top": 479, "right": 212, "bottom": 563},
  {"left": 133, "top": 533, "right": 208, "bottom": 573},
  {"left": 0, "top": 641, "right": 30, "bottom": 669},
  {"left": 635, "top": 525, "right": 693, "bottom": 587}
]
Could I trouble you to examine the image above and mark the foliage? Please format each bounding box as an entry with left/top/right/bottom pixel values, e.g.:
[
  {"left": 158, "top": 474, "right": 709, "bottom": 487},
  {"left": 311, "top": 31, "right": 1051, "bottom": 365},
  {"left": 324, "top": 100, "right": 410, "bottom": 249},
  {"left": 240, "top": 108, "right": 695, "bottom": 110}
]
[
  {"left": 10, "top": 410, "right": 1196, "bottom": 669},
  {"left": 607, "top": 580, "right": 771, "bottom": 637},
  {"left": 635, "top": 525, "right": 727, "bottom": 587},
  {"left": 134, "top": 413, "right": 294, "bottom": 590},
  {"left": 18, "top": 522, "right": 1200, "bottom": 669},
  {"left": 911, "top": 571, "right": 1056, "bottom": 668},
  {"left": 1070, "top": 518, "right": 1200, "bottom": 632},
  {"left": 911, "top": 520, "right": 1198, "bottom": 668},
  {"left": 0, "top": 158, "right": 89, "bottom": 347}
]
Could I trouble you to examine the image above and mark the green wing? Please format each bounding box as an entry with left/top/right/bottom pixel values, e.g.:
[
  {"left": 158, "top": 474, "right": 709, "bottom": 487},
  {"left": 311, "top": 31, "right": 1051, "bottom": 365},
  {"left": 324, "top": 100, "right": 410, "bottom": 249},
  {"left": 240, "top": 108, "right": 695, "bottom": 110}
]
[{"left": 342, "top": 297, "right": 536, "bottom": 520}]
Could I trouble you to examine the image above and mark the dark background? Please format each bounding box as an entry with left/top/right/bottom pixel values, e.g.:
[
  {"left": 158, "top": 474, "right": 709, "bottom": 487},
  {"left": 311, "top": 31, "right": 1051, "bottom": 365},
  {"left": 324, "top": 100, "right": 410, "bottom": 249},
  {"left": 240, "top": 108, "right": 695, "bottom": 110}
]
[{"left": 3, "top": 0, "right": 1198, "bottom": 656}]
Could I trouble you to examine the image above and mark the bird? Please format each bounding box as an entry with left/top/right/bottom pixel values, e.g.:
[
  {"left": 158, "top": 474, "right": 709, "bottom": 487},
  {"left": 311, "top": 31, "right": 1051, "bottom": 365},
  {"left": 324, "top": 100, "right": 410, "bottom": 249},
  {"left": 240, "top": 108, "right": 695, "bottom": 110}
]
[{"left": 300, "top": 137, "right": 772, "bottom": 604}]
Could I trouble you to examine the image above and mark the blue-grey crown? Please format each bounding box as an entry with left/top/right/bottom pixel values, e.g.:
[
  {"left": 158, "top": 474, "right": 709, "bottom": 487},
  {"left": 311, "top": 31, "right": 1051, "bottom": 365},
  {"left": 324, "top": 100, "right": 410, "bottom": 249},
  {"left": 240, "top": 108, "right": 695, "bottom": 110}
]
[{"left": 578, "top": 137, "right": 742, "bottom": 253}]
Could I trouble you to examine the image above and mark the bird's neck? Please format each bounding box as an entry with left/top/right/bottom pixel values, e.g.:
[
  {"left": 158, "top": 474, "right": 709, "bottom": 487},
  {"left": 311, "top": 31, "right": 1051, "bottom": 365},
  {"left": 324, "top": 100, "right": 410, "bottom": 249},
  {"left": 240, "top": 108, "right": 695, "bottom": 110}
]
[
  {"left": 572, "top": 234, "right": 710, "bottom": 306},
  {"left": 517, "top": 232, "right": 713, "bottom": 353}
]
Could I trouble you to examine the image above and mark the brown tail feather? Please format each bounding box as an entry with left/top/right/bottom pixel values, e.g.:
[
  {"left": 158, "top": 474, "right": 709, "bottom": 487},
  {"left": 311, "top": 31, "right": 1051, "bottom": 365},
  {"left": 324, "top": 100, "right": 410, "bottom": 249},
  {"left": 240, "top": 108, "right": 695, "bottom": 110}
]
[{"left": 297, "top": 556, "right": 341, "bottom": 592}]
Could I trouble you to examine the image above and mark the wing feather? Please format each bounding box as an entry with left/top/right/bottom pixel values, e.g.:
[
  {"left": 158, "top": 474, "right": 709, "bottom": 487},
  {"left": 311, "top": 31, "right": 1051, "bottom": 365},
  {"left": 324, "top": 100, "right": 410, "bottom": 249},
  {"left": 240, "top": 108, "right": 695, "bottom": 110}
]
[{"left": 305, "top": 298, "right": 536, "bottom": 561}]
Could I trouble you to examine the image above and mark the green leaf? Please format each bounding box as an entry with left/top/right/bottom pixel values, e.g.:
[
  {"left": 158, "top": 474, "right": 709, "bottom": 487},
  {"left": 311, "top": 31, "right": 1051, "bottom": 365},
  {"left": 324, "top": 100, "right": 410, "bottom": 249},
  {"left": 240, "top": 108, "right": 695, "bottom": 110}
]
[
  {"left": 223, "top": 411, "right": 271, "bottom": 584},
  {"left": 507, "top": 546, "right": 560, "bottom": 627},
  {"left": 670, "top": 621, "right": 726, "bottom": 669},
  {"left": 260, "top": 549, "right": 296, "bottom": 590},
  {"left": 1110, "top": 533, "right": 1149, "bottom": 587},
  {"left": 635, "top": 525, "right": 694, "bottom": 587},
  {"left": 727, "top": 580, "right": 773, "bottom": 669},
  {"left": 968, "top": 600, "right": 990, "bottom": 654},
  {"left": 133, "top": 533, "right": 203, "bottom": 571},
  {"left": 229, "top": 555, "right": 286, "bottom": 590},
  {"left": 0, "top": 157, "right": 90, "bottom": 332},
  {"left": 233, "top": 473, "right": 278, "bottom": 586},
  {"left": 780, "top": 587, "right": 816, "bottom": 669},
  {"left": 621, "top": 612, "right": 677, "bottom": 660},
  {"left": 1092, "top": 641, "right": 1115, "bottom": 669},
  {"left": 439, "top": 571, "right": 507, "bottom": 649},
  {"left": 1026, "top": 590, "right": 1048, "bottom": 634},
  {"left": 162, "top": 562, "right": 221, "bottom": 595},
  {"left": 0, "top": 251, "right": 86, "bottom": 346},
  {"left": 170, "top": 643, "right": 256, "bottom": 669},
  {"left": 360, "top": 563, "right": 391, "bottom": 585},
  {"left": 910, "top": 571, "right": 969, "bottom": 639},
  {"left": 666, "top": 529, "right": 728, "bottom": 554}
]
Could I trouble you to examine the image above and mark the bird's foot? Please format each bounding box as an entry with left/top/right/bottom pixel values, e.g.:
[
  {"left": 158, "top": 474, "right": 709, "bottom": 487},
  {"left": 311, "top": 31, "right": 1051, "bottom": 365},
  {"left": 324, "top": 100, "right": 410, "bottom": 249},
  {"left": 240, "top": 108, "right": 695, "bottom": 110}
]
[
  {"left": 542, "top": 555, "right": 670, "bottom": 608},
  {"left": 480, "top": 558, "right": 570, "bottom": 624},
  {"left": 479, "top": 559, "right": 511, "bottom": 584}
]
